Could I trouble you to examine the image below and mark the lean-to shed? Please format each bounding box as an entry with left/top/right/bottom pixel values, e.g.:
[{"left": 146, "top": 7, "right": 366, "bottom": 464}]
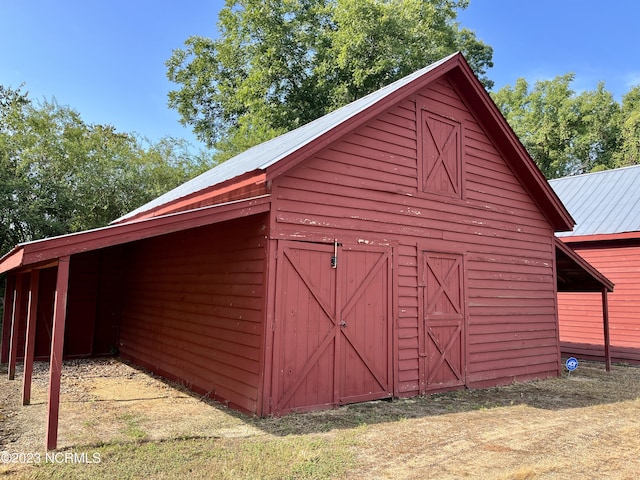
[
  {"left": 0, "top": 53, "right": 612, "bottom": 449},
  {"left": 551, "top": 165, "right": 640, "bottom": 363}
]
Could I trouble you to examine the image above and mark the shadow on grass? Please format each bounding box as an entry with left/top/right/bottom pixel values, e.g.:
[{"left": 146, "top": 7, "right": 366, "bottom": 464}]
[
  {"left": 113, "top": 357, "right": 640, "bottom": 437},
  {"left": 3, "top": 357, "right": 639, "bottom": 442}
]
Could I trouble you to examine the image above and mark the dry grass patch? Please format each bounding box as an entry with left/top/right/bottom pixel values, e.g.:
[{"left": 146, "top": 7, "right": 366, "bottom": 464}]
[{"left": 1, "top": 358, "right": 639, "bottom": 479}]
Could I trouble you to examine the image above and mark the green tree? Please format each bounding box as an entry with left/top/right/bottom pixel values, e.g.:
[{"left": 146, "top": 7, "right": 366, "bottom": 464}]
[
  {"left": 166, "top": 0, "right": 493, "bottom": 158},
  {"left": 616, "top": 85, "right": 640, "bottom": 167},
  {"left": 0, "top": 86, "right": 212, "bottom": 257},
  {"left": 491, "top": 75, "right": 621, "bottom": 178}
]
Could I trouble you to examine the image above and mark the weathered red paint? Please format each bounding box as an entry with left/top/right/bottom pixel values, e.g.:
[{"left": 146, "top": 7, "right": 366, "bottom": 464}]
[
  {"left": 602, "top": 288, "right": 610, "bottom": 372},
  {"left": 1, "top": 274, "right": 16, "bottom": 364},
  {"left": 272, "top": 242, "right": 392, "bottom": 413},
  {"left": 421, "top": 252, "right": 467, "bottom": 392},
  {"left": 46, "top": 256, "right": 70, "bottom": 450},
  {"left": 270, "top": 75, "right": 565, "bottom": 396},
  {"left": 118, "top": 215, "right": 268, "bottom": 414},
  {"left": 558, "top": 239, "right": 640, "bottom": 363},
  {"left": 0, "top": 54, "right": 615, "bottom": 448},
  {"left": 22, "top": 269, "right": 40, "bottom": 405},
  {"left": 117, "top": 173, "right": 268, "bottom": 223},
  {"left": 0, "top": 196, "right": 271, "bottom": 274},
  {"left": 8, "top": 274, "right": 28, "bottom": 380}
]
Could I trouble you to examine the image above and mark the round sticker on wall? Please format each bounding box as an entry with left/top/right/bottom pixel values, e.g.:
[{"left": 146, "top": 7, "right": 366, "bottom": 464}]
[{"left": 565, "top": 357, "right": 579, "bottom": 371}]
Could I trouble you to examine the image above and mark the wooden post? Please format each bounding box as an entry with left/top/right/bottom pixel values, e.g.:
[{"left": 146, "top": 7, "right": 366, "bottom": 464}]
[
  {"left": 602, "top": 288, "right": 611, "bottom": 372},
  {"left": 46, "top": 257, "right": 70, "bottom": 451},
  {"left": 8, "top": 274, "right": 26, "bottom": 380},
  {"left": 1, "top": 275, "right": 16, "bottom": 364},
  {"left": 22, "top": 270, "right": 40, "bottom": 405}
]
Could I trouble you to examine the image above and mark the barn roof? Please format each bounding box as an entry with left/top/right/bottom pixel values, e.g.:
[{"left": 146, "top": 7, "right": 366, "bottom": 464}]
[
  {"left": 3, "top": 52, "right": 600, "bottom": 290},
  {"left": 549, "top": 165, "right": 640, "bottom": 239},
  {"left": 117, "top": 54, "right": 458, "bottom": 222},
  {"left": 116, "top": 52, "right": 574, "bottom": 232}
]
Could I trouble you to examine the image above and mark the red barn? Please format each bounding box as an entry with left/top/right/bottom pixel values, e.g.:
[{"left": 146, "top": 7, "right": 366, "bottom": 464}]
[
  {"left": 0, "top": 53, "right": 611, "bottom": 449},
  {"left": 551, "top": 166, "right": 640, "bottom": 363}
]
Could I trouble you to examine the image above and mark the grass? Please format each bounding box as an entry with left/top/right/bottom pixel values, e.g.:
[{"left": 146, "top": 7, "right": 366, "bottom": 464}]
[
  {"left": 3, "top": 360, "right": 640, "bottom": 479},
  {"left": 116, "top": 412, "right": 148, "bottom": 441},
  {"left": 16, "top": 433, "right": 358, "bottom": 480}
]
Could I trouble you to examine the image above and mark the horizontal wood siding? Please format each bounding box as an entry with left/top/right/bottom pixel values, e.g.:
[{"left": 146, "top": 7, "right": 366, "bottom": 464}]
[
  {"left": 31, "top": 254, "right": 117, "bottom": 360},
  {"left": 119, "top": 214, "right": 267, "bottom": 413},
  {"left": 273, "top": 75, "right": 559, "bottom": 396},
  {"left": 558, "top": 242, "right": 640, "bottom": 363}
]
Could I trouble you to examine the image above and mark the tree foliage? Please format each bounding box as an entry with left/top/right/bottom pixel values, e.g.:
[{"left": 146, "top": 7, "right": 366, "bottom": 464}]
[
  {"left": 491, "top": 75, "right": 634, "bottom": 179},
  {"left": 166, "top": 0, "right": 493, "bottom": 159},
  {"left": 618, "top": 85, "right": 640, "bottom": 167},
  {"left": 0, "top": 86, "right": 212, "bottom": 257}
]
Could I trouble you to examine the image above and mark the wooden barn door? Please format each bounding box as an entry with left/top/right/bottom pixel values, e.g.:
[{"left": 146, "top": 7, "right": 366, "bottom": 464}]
[
  {"left": 273, "top": 241, "right": 392, "bottom": 413},
  {"left": 338, "top": 245, "right": 393, "bottom": 404},
  {"left": 420, "top": 251, "right": 466, "bottom": 392}
]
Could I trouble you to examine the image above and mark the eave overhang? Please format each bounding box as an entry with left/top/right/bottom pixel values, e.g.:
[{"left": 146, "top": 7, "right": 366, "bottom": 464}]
[{"left": 0, "top": 195, "right": 271, "bottom": 275}]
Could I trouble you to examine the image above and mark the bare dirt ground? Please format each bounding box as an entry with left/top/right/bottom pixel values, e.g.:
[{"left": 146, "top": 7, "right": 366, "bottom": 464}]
[
  {"left": 1, "top": 358, "right": 640, "bottom": 479},
  {"left": 0, "top": 359, "right": 259, "bottom": 452}
]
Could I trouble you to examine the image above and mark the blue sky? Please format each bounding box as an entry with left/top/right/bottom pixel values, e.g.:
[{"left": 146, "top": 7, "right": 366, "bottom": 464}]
[{"left": 1, "top": 1, "right": 638, "bottom": 151}]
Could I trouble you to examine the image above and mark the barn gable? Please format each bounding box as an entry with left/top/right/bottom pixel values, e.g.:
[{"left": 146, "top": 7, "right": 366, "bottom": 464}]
[
  {"left": 269, "top": 71, "right": 564, "bottom": 401},
  {"left": 115, "top": 53, "right": 574, "bottom": 233}
]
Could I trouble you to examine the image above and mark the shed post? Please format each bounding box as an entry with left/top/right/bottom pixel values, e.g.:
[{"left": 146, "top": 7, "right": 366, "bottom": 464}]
[
  {"left": 46, "top": 256, "right": 70, "bottom": 451},
  {"left": 602, "top": 287, "right": 611, "bottom": 372},
  {"left": 22, "top": 270, "right": 40, "bottom": 405},
  {"left": 1, "top": 275, "right": 16, "bottom": 364},
  {"left": 8, "top": 274, "right": 26, "bottom": 380}
]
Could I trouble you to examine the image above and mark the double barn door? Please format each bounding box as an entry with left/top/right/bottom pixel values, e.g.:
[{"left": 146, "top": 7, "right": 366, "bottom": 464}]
[{"left": 273, "top": 241, "right": 392, "bottom": 414}]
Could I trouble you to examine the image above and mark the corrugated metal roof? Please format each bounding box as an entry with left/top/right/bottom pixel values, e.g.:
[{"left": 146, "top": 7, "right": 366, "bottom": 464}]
[
  {"left": 549, "top": 165, "right": 640, "bottom": 237},
  {"left": 117, "top": 53, "right": 458, "bottom": 222}
]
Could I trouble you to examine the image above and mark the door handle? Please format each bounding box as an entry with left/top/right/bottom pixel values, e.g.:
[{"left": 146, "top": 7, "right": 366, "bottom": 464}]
[{"left": 340, "top": 321, "right": 347, "bottom": 328}]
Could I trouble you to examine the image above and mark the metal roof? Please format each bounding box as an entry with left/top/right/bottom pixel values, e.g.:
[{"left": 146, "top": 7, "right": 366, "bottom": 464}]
[
  {"left": 549, "top": 165, "right": 640, "bottom": 237},
  {"left": 116, "top": 53, "right": 458, "bottom": 222}
]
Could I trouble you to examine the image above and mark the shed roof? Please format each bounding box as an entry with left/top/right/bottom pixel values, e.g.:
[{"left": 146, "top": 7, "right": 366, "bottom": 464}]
[
  {"left": 555, "top": 238, "right": 614, "bottom": 292},
  {"left": 549, "top": 165, "right": 640, "bottom": 238},
  {"left": 0, "top": 196, "right": 270, "bottom": 275}
]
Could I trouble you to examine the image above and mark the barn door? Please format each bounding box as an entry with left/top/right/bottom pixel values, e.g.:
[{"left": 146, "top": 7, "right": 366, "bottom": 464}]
[
  {"left": 273, "top": 241, "right": 392, "bottom": 413},
  {"left": 421, "top": 251, "right": 466, "bottom": 392},
  {"left": 338, "top": 245, "right": 392, "bottom": 404}
]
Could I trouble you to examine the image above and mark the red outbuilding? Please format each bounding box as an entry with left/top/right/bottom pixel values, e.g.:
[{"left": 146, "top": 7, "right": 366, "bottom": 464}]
[
  {"left": 551, "top": 166, "right": 640, "bottom": 364},
  {"left": 0, "top": 53, "right": 612, "bottom": 449}
]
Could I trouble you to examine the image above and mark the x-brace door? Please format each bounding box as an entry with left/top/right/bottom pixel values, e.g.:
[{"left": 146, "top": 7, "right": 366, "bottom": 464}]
[
  {"left": 421, "top": 251, "right": 466, "bottom": 392},
  {"left": 273, "top": 241, "right": 392, "bottom": 413}
]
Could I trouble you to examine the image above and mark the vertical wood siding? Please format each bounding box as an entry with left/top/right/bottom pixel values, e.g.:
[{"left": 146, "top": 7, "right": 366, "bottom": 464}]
[
  {"left": 558, "top": 242, "right": 640, "bottom": 363},
  {"left": 118, "top": 214, "right": 267, "bottom": 413},
  {"left": 272, "top": 76, "right": 559, "bottom": 397}
]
